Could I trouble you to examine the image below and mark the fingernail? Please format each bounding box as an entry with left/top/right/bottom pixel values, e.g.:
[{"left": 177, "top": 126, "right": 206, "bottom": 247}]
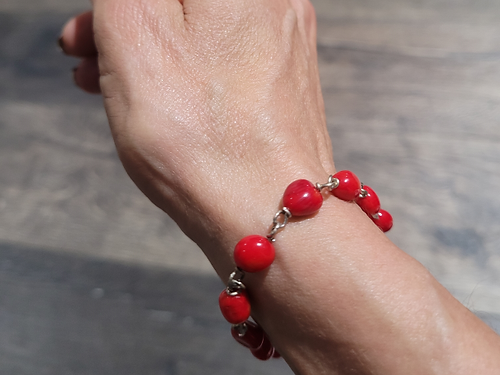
[{"left": 57, "top": 36, "right": 65, "bottom": 52}]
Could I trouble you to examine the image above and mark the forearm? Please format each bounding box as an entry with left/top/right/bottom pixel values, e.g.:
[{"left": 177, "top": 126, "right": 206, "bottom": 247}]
[{"left": 191, "top": 182, "right": 500, "bottom": 374}]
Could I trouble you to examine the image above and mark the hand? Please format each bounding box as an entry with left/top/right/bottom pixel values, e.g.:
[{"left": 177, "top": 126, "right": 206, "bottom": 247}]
[
  {"left": 60, "top": 1, "right": 500, "bottom": 374},
  {"left": 60, "top": 0, "right": 334, "bottom": 273}
]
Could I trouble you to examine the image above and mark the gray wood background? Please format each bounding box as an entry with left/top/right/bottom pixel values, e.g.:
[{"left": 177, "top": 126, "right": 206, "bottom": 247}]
[{"left": 1, "top": 0, "right": 499, "bottom": 373}]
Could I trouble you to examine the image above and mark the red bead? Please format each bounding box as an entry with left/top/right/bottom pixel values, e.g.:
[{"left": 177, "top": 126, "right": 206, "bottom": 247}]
[
  {"left": 251, "top": 335, "right": 274, "bottom": 361},
  {"left": 219, "top": 290, "right": 251, "bottom": 324},
  {"left": 234, "top": 235, "right": 275, "bottom": 273},
  {"left": 331, "top": 170, "right": 361, "bottom": 201},
  {"left": 372, "top": 209, "right": 393, "bottom": 232},
  {"left": 282, "top": 179, "right": 323, "bottom": 216},
  {"left": 356, "top": 185, "right": 380, "bottom": 216},
  {"left": 231, "top": 321, "right": 265, "bottom": 349}
]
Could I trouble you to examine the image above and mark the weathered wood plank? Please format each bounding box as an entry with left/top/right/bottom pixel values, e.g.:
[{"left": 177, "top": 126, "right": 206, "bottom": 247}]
[
  {"left": 0, "top": 0, "right": 500, "bottom": 372},
  {"left": 315, "top": 0, "right": 500, "bottom": 314}
]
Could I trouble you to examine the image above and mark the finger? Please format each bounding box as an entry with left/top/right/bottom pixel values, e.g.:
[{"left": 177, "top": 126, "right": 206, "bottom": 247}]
[
  {"left": 59, "top": 11, "right": 97, "bottom": 57},
  {"left": 73, "top": 57, "right": 101, "bottom": 94}
]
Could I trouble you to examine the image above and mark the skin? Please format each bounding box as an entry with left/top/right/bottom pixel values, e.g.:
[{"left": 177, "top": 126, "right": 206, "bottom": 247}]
[{"left": 60, "top": 0, "right": 500, "bottom": 374}]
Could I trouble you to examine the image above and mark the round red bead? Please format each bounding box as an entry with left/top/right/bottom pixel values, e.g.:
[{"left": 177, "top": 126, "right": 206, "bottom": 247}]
[
  {"left": 234, "top": 235, "right": 275, "bottom": 273},
  {"left": 231, "top": 321, "right": 265, "bottom": 349},
  {"left": 331, "top": 170, "right": 361, "bottom": 201},
  {"left": 251, "top": 335, "right": 274, "bottom": 361},
  {"left": 372, "top": 209, "right": 393, "bottom": 232},
  {"left": 219, "top": 290, "right": 251, "bottom": 324},
  {"left": 282, "top": 179, "right": 323, "bottom": 216},
  {"left": 356, "top": 185, "right": 380, "bottom": 216}
]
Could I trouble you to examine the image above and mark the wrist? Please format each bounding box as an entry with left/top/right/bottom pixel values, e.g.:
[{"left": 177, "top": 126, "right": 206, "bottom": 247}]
[
  {"left": 161, "top": 164, "right": 334, "bottom": 276},
  {"left": 241, "top": 198, "right": 434, "bottom": 373},
  {"left": 233, "top": 192, "right": 499, "bottom": 375},
  {"left": 214, "top": 170, "right": 399, "bottom": 367}
]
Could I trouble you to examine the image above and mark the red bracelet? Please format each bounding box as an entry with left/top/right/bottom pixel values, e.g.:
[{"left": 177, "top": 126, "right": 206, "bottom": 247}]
[{"left": 219, "top": 170, "right": 393, "bottom": 360}]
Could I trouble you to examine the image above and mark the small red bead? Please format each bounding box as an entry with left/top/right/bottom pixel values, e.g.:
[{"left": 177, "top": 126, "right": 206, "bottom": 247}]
[
  {"left": 372, "top": 209, "right": 393, "bottom": 232},
  {"left": 331, "top": 170, "right": 361, "bottom": 201},
  {"left": 234, "top": 235, "right": 275, "bottom": 273},
  {"left": 219, "top": 290, "right": 251, "bottom": 324},
  {"left": 251, "top": 335, "right": 274, "bottom": 361},
  {"left": 356, "top": 185, "right": 380, "bottom": 216},
  {"left": 231, "top": 321, "right": 265, "bottom": 350},
  {"left": 282, "top": 179, "right": 323, "bottom": 216}
]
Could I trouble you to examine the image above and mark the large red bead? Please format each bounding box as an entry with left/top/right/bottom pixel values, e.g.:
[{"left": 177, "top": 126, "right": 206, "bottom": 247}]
[
  {"left": 356, "top": 185, "right": 380, "bottom": 216},
  {"left": 219, "top": 290, "right": 251, "bottom": 324},
  {"left": 372, "top": 209, "right": 393, "bottom": 232},
  {"left": 282, "top": 179, "right": 323, "bottom": 216},
  {"left": 251, "top": 335, "right": 274, "bottom": 361},
  {"left": 231, "top": 321, "right": 265, "bottom": 349},
  {"left": 331, "top": 170, "right": 361, "bottom": 201},
  {"left": 234, "top": 235, "right": 275, "bottom": 273}
]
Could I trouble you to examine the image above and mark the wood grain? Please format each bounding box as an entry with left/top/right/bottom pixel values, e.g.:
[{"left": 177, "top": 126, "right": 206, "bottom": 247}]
[
  {"left": 0, "top": 0, "right": 499, "bottom": 372},
  {"left": 316, "top": 0, "right": 500, "bottom": 315}
]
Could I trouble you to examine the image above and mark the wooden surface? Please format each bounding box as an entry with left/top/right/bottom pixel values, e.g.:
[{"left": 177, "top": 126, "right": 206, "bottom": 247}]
[
  {"left": 1, "top": 0, "right": 500, "bottom": 373},
  {"left": 315, "top": 0, "right": 500, "bottom": 315}
]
